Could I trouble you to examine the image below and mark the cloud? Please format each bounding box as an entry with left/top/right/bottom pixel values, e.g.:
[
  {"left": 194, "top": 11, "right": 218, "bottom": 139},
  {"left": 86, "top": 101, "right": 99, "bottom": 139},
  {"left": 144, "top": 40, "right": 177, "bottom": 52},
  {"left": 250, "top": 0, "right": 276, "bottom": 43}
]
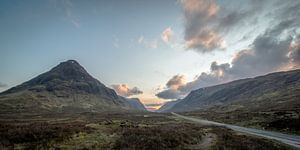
[
  {"left": 111, "top": 84, "right": 143, "bottom": 97},
  {"left": 157, "top": 1, "right": 300, "bottom": 99},
  {"left": 181, "top": 0, "right": 225, "bottom": 52},
  {"left": 0, "top": 82, "right": 7, "bottom": 88},
  {"left": 51, "top": 0, "right": 80, "bottom": 28},
  {"left": 180, "top": 0, "right": 270, "bottom": 53},
  {"left": 185, "top": 29, "right": 226, "bottom": 51},
  {"left": 156, "top": 75, "right": 187, "bottom": 99},
  {"left": 156, "top": 63, "right": 231, "bottom": 99},
  {"left": 180, "top": 0, "right": 218, "bottom": 18},
  {"left": 138, "top": 36, "right": 158, "bottom": 49},
  {"left": 158, "top": 33, "right": 300, "bottom": 99},
  {"left": 217, "top": 0, "right": 267, "bottom": 32},
  {"left": 62, "top": 0, "right": 81, "bottom": 28},
  {"left": 155, "top": 89, "right": 183, "bottom": 100},
  {"left": 161, "top": 27, "right": 174, "bottom": 44},
  {"left": 166, "top": 75, "right": 186, "bottom": 89},
  {"left": 113, "top": 36, "right": 119, "bottom": 48},
  {"left": 289, "top": 36, "right": 300, "bottom": 65},
  {"left": 138, "top": 36, "right": 144, "bottom": 44}
]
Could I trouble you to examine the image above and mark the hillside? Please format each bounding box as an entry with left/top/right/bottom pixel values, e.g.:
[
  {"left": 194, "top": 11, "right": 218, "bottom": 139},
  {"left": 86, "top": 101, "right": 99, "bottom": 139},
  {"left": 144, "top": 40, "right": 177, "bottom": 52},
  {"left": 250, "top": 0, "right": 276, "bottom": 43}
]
[
  {"left": 157, "top": 100, "right": 181, "bottom": 112},
  {"left": 0, "top": 60, "right": 143, "bottom": 114},
  {"left": 124, "top": 98, "right": 147, "bottom": 111},
  {"left": 162, "top": 69, "right": 300, "bottom": 112}
]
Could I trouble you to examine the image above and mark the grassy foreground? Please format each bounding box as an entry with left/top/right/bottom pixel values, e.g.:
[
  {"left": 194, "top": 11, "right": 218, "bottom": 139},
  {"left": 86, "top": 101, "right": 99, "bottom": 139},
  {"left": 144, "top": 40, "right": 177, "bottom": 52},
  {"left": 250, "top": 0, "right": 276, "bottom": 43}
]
[
  {"left": 182, "top": 109, "right": 300, "bottom": 135},
  {"left": 0, "top": 112, "right": 293, "bottom": 150}
]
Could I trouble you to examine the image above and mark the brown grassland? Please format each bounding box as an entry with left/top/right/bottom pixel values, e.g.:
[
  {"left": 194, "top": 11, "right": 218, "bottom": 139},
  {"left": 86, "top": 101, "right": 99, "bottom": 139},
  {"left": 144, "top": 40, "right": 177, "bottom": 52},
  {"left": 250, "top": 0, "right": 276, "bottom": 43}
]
[{"left": 0, "top": 112, "right": 293, "bottom": 150}]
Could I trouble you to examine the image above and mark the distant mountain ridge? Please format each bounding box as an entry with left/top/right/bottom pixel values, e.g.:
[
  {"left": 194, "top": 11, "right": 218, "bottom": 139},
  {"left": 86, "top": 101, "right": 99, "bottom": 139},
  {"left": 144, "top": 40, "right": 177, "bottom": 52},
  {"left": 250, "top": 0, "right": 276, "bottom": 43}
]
[
  {"left": 0, "top": 60, "right": 145, "bottom": 114},
  {"left": 161, "top": 69, "right": 300, "bottom": 112}
]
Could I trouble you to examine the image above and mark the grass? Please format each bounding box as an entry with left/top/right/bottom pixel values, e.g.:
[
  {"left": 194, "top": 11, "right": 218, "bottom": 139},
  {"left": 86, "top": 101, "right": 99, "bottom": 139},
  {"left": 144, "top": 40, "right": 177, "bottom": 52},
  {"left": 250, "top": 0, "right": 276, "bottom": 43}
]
[
  {"left": 113, "top": 123, "right": 204, "bottom": 149},
  {"left": 0, "top": 112, "right": 294, "bottom": 149},
  {"left": 211, "top": 127, "right": 292, "bottom": 150},
  {"left": 182, "top": 109, "right": 300, "bottom": 135},
  {"left": 0, "top": 121, "right": 93, "bottom": 149}
]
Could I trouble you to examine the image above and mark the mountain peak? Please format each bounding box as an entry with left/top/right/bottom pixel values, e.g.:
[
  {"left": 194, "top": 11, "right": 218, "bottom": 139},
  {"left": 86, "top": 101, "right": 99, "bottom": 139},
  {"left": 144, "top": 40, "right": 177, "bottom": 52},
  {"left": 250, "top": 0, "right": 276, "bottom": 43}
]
[
  {"left": 58, "top": 60, "right": 81, "bottom": 68},
  {"left": 49, "top": 60, "right": 91, "bottom": 80},
  {"left": 2, "top": 60, "right": 108, "bottom": 95}
]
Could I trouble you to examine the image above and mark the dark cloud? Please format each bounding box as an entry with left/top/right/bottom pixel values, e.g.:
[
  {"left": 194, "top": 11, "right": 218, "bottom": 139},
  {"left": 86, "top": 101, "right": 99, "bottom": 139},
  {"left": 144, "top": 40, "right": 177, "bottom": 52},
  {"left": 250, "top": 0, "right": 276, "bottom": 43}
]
[
  {"left": 111, "top": 84, "right": 143, "bottom": 97},
  {"left": 155, "top": 75, "right": 187, "bottom": 99},
  {"left": 216, "top": 0, "right": 264, "bottom": 32},
  {"left": 166, "top": 75, "right": 186, "bottom": 88},
  {"left": 218, "top": 11, "right": 247, "bottom": 31},
  {"left": 156, "top": 89, "right": 183, "bottom": 100},
  {"left": 180, "top": 0, "right": 268, "bottom": 53}
]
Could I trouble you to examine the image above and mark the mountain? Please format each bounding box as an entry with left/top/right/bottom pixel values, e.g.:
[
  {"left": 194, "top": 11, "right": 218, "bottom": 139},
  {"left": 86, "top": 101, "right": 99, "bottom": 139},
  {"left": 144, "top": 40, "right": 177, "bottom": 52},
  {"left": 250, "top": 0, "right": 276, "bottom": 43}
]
[
  {"left": 156, "top": 100, "right": 181, "bottom": 112},
  {"left": 0, "top": 60, "right": 142, "bottom": 114},
  {"left": 161, "top": 69, "right": 300, "bottom": 112},
  {"left": 125, "top": 98, "right": 147, "bottom": 111}
]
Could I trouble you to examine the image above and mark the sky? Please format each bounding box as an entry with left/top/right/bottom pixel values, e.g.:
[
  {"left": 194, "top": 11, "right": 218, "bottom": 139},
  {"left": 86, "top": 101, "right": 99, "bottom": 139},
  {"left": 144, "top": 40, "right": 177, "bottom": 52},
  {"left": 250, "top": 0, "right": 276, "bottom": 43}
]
[{"left": 0, "top": 0, "right": 300, "bottom": 111}]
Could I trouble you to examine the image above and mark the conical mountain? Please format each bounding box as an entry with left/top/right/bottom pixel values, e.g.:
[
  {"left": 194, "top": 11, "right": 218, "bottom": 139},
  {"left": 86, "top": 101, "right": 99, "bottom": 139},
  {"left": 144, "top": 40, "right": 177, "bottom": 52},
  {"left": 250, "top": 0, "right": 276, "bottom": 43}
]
[{"left": 0, "top": 60, "right": 141, "bottom": 114}]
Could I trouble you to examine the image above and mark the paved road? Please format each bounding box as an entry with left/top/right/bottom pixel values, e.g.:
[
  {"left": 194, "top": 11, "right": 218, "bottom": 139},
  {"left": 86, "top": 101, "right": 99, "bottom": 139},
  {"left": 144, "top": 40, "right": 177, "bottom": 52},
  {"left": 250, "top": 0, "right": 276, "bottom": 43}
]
[{"left": 172, "top": 112, "right": 300, "bottom": 149}]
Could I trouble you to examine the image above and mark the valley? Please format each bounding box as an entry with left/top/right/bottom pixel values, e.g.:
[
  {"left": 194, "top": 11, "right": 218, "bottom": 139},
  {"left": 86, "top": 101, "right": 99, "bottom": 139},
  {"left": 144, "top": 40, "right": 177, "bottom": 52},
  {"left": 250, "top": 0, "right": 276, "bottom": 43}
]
[
  {"left": 0, "top": 60, "right": 299, "bottom": 149},
  {"left": 1, "top": 0, "right": 300, "bottom": 149}
]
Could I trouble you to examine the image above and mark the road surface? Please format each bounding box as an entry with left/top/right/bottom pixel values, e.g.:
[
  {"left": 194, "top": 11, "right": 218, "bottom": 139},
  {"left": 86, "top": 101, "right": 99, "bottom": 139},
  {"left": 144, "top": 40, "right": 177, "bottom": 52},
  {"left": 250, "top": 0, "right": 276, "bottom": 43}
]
[{"left": 172, "top": 112, "right": 300, "bottom": 149}]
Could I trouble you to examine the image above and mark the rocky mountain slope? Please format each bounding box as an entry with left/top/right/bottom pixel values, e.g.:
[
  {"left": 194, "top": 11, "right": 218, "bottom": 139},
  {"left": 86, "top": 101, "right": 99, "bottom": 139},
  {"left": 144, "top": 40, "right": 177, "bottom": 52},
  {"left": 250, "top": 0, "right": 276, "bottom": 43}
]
[
  {"left": 161, "top": 69, "right": 300, "bottom": 112},
  {"left": 0, "top": 60, "right": 144, "bottom": 114},
  {"left": 125, "top": 98, "right": 147, "bottom": 111},
  {"left": 157, "top": 100, "right": 181, "bottom": 112}
]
